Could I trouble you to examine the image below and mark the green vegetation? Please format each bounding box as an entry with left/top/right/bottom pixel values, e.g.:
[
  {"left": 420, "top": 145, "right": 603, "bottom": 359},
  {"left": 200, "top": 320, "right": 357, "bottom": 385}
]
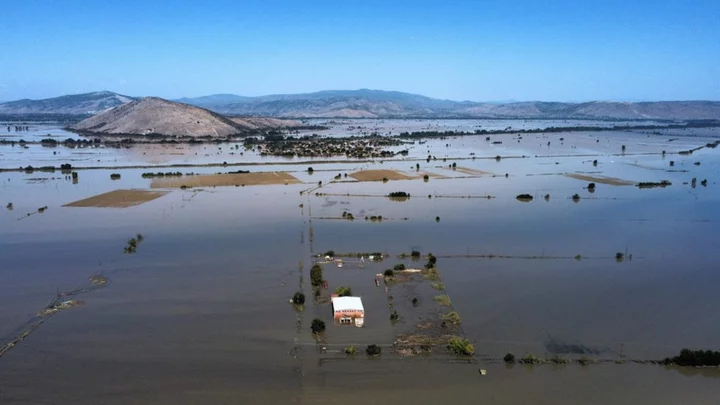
[
  {"left": 669, "top": 161, "right": 675, "bottom": 166},
  {"left": 141, "top": 171, "right": 183, "bottom": 178},
  {"left": 516, "top": 193, "right": 533, "bottom": 201},
  {"left": 433, "top": 294, "right": 451, "bottom": 306},
  {"left": 587, "top": 182, "right": 596, "bottom": 190},
  {"left": 383, "top": 269, "right": 394, "bottom": 277},
  {"left": 447, "top": 337, "right": 475, "bottom": 355},
  {"left": 431, "top": 282, "right": 445, "bottom": 290},
  {"left": 388, "top": 191, "right": 410, "bottom": 198},
  {"left": 71, "top": 171, "right": 78, "bottom": 179},
  {"left": 6, "top": 202, "right": 12, "bottom": 210},
  {"left": 366, "top": 344, "right": 382, "bottom": 356},
  {"left": 423, "top": 174, "right": 429, "bottom": 182},
  {"left": 443, "top": 311, "right": 462, "bottom": 325},
  {"left": 412, "top": 297, "right": 418, "bottom": 305},
  {"left": 307, "top": 167, "right": 314, "bottom": 174},
  {"left": 504, "top": 353, "right": 516, "bottom": 363},
  {"left": 424, "top": 268, "right": 440, "bottom": 281},
  {"left": 435, "top": 216, "right": 440, "bottom": 222},
  {"left": 344, "top": 345, "right": 356, "bottom": 355},
  {"left": 637, "top": 180, "right": 672, "bottom": 188},
  {"left": 544, "top": 194, "right": 550, "bottom": 201},
  {"left": 663, "top": 348, "right": 720, "bottom": 367},
  {"left": 615, "top": 252, "right": 625, "bottom": 262},
  {"left": 310, "top": 264, "right": 323, "bottom": 287},
  {"left": 311, "top": 318, "right": 326, "bottom": 334},
  {"left": 548, "top": 355, "right": 570, "bottom": 364},
  {"left": 411, "top": 250, "right": 421, "bottom": 259},
  {"left": 390, "top": 310, "right": 399, "bottom": 322},
  {"left": 123, "top": 234, "right": 145, "bottom": 254},
  {"left": 292, "top": 292, "right": 305, "bottom": 305},
  {"left": 324, "top": 250, "right": 335, "bottom": 257},
  {"left": 572, "top": 193, "right": 580, "bottom": 202},
  {"left": 37, "top": 206, "right": 48, "bottom": 213},
  {"left": 519, "top": 353, "right": 542, "bottom": 364},
  {"left": 382, "top": 177, "right": 389, "bottom": 183},
  {"left": 393, "top": 263, "right": 406, "bottom": 271},
  {"left": 335, "top": 286, "right": 352, "bottom": 297},
  {"left": 110, "top": 173, "right": 121, "bottom": 180}
]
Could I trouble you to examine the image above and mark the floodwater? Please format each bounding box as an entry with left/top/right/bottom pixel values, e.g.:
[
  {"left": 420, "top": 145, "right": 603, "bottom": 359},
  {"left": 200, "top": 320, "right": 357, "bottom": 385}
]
[{"left": 1, "top": 120, "right": 720, "bottom": 404}]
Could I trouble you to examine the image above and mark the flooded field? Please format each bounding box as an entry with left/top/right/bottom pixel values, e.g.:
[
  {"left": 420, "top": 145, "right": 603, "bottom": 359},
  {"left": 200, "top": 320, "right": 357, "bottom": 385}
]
[{"left": 1, "top": 119, "right": 719, "bottom": 404}]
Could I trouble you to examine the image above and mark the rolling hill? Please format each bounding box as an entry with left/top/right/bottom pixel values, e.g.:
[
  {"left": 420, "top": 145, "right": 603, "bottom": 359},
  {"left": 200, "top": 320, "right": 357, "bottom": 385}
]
[
  {"left": 0, "top": 91, "right": 134, "bottom": 115},
  {"left": 69, "top": 97, "right": 296, "bottom": 137}
]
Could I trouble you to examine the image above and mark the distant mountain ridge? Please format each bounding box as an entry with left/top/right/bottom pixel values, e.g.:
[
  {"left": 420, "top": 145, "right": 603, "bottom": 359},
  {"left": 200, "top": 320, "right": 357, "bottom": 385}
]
[
  {"left": 0, "top": 91, "right": 134, "bottom": 115},
  {"left": 2, "top": 89, "right": 719, "bottom": 120}
]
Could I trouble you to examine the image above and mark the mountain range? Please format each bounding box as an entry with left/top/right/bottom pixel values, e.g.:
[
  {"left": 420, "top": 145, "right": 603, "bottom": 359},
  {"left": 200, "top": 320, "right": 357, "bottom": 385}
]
[{"left": 2, "top": 90, "right": 720, "bottom": 120}]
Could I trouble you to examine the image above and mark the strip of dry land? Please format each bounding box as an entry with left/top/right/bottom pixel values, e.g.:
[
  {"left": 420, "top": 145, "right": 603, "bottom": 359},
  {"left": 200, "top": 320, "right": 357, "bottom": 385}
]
[
  {"left": 349, "top": 169, "right": 414, "bottom": 181},
  {"left": 151, "top": 171, "right": 301, "bottom": 188},
  {"left": 565, "top": 173, "right": 636, "bottom": 186},
  {"left": 64, "top": 189, "right": 168, "bottom": 208}
]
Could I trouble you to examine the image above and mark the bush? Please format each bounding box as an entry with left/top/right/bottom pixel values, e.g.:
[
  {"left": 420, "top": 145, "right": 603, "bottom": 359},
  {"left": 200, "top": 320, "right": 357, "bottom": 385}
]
[
  {"left": 393, "top": 263, "right": 406, "bottom": 271},
  {"left": 383, "top": 269, "right": 394, "bottom": 277},
  {"left": 435, "top": 216, "right": 440, "bottom": 222},
  {"left": 423, "top": 174, "right": 429, "bottom": 182},
  {"left": 411, "top": 250, "right": 421, "bottom": 258},
  {"left": 366, "top": 344, "right": 382, "bottom": 356},
  {"left": 516, "top": 194, "right": 533, "bottom": 201},
  {"left": 388, "top": 191, "right": 409, "bottom": 198},
  {"left": 310, "top": 264, "right": 323, "bottom": 287},
  {"left": 587, "top": 182, "right": 596, "bottom": 190},
  {"left": 519, "top": 353, "right": 542, "bottom": 364},
  {"left": 307, "top": 167, "right": 314, "bottom": 173},
  {"left": 390, "top": 310, "right": 399, "bottom": 322},
  {"left": 447, "top": 337, "right": 475, "bottom": 355},
  {"left": 324, "top": 250, "right": 335, "bottom": 257},
  {"left": 345, "top": 345, "right": 356, "bottom": 355},
  {"left": 443, "top": 311, "right": 462, "bottom": 325},
  {"left": 431, "top": 282, "right": 445, "bottom": 290},
  {"left": 335, "top": 286, "right": 352, "bottom": 297},
  {"left": 110, "top": 173, "right": 121, "bottom": 180},
  {"left": 572, "top": 193, "right": 580, "bottom": 201},
  {"left": 504, "top": 353, "right": 516, "bottom": 363},
  {"left": 433, "top": 295, "right": 451, "bottom": 306},
  {"left": 311, "top": 318, "right": 325, "bottom": 334},
  {"left": 292, "top": 292, "right": 305, "bottom": 305}
]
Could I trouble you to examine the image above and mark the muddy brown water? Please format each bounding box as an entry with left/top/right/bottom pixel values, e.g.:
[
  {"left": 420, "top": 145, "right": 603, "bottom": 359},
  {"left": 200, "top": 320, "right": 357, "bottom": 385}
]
[{"left": 1, "top": 129, "right": 720, "bottom": 404}]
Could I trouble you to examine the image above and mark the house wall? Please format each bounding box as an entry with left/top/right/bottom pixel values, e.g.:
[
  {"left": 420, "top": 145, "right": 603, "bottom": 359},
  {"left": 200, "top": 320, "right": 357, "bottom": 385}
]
[{"left": 333, "top": 309, "right": 364, "bottom": 320}]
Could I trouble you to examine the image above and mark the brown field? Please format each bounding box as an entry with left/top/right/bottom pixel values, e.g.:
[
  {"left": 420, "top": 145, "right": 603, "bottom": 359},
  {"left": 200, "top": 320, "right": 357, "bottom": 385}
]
[
  {"left": 349, "top": 169, "right": 414, "bottom": 181},
  {"left": 151, "top": 172, "right": 301, "bottom": 188},
  {"left": 565, "top": 173, "right": 636, "bottom": 186},
  {"left": 64, "top": 189, "right": 168, "bottom": 208}
]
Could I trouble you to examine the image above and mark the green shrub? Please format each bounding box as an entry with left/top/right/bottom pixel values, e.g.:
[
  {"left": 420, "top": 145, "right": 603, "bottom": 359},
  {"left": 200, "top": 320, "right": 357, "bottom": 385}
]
[
  {"left": 410, "top": 250, "right": 421, "bottom": 258},
  {"left": 311, "top": 318, "right": 325, "bottom": 334},
  {"left": 390, "top": 310, "right": 399, "bottom": 322},
  {"left": 433, "top": 295, "right": 451, "bottom": 306},
  {"left": 345, "top": 345, "right": 356, "bottom": 355},
  {"left": 447, "top": 337, "right": 475, "bottom": 355},
  {"left": 443, "top": 311, "right": 461, "bottom": 325},
  {"left": 393, "top": 263, "right": 406, "bottom": 271},
  {"left": 383, "top": 269, "right": 394, "bottom": 277},
  {"left": 431, "top": 282, "right": 445, "bottom": 290},
  {"left": 519, "top": 353, "right": 542, "bottom": 364},
  {"left": 504, "top": 353, "right": 515, "bottom": 363}
]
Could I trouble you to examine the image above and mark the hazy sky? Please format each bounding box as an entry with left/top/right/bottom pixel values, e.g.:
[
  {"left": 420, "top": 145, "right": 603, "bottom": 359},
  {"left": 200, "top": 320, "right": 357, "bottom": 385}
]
[{"left": 0, "top": 0, "right": 718, "bottom": 102}]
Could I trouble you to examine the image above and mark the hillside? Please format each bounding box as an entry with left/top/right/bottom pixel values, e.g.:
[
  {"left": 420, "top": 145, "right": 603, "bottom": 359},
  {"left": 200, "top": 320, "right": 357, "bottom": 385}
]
[
  {"left": 4, "top": 89, "right": 719, "bottom": 120},
  {"left": 0, "top": 91, "right": 134, "bottom": 115},
  {"left": 178, "top": 90, "right": 720, "bottom": 119},
  {"left": 71, "top": 97, "right": 249, "bottom": 137}
]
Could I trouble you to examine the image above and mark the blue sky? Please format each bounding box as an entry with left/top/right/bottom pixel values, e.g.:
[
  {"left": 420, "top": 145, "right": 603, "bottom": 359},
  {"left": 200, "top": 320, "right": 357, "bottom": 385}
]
[{"left": 0, "top": 0, "right": 718, "bottom": 102}]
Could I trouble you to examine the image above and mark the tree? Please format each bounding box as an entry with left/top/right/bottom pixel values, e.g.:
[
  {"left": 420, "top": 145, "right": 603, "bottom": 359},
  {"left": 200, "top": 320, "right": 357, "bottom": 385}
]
[
  {"left": 292, "top": 292, "right": 305, "bottom": 305},
  {"left": 504, "top": 352, "right": 516, "bottom": 363},
  {"left": 384, "top": 269, "right": 394, "bottom": 277},
  {"left": 366, "top": 344, "right": 382, "bottom": 356},
  {"left": 335, "top": 286, "right": 352, "bottom": 297},
  {"left": 390, "top": 310, "right": 399, "bottom": 321},
  {"left": 393, "top": 264, "right": 405, "bottom": 271},
  {"left": 310, "top": 264, "right": 323, "bottom": 287},
  {"left": 411, "top": 250, "right": 421, "bottom": 258},
  {"left": 311, "top": 318, "right": 326, "bottom": 334}
]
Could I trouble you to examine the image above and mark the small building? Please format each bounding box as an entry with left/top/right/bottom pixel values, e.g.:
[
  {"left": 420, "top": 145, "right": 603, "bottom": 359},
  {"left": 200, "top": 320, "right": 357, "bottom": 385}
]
[{"left": 331, "top": 296, "right": 364, "bottom": 326}]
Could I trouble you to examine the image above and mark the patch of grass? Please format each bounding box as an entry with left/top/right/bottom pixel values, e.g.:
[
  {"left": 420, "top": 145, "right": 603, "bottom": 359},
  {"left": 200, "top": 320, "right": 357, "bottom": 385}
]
[
  {"left": 424, "top": 268, "right": 440, "bottom": 281},
  {"left": 447, "top": 336, "right": 475, "bottom": 355},
  {"left": 519, "top": 353, "right": 543, "bottom": 364},
  {"left": 442, "top": 311, "right": 462, "bottom": 325},
  {"left": 344, "top": 345, "right": 356, "bottom": 355},
  {"left": 431, "top": 282, "right": 445, "bottom": 290},
  {"left": 433, "top": 294, "right": 451, "bottom": 306}
]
